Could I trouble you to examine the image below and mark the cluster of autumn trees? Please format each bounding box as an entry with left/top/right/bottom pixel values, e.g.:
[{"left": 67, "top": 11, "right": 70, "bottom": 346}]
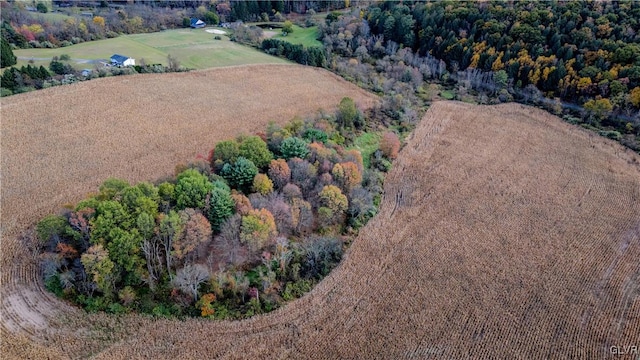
[
  {"left": 316, "top": 2, "right": 640, "bottom": 150},
  {"left": 261, "top": 38, "right": 326, "bottom": 67},
  {"left": 38, "top": 98, "right": 398, "bottom": 318},
  {"left": 0, "top": 2, "right": 191, "bottom": 48},
  {"left": 0, "top": 52, "right": 178, "bottom": 96}
]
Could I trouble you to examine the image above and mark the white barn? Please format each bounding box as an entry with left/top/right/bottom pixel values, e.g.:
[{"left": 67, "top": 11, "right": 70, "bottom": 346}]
[{"left": 110, "top": 54, "right": 135, "bottom": 67}]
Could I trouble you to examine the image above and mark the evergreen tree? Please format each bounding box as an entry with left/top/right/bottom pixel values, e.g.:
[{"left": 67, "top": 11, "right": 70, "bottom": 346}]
[{"left": 1, "top": 37, "right": 17, "bottom": 68}]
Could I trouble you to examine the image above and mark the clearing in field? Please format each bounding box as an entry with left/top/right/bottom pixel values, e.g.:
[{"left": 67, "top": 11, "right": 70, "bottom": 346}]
[
  {"left": 13, "top": 28, "right": 289, "bottom": 70},
  {"left": 2, "top": 101, "right": 639, "bottom": 358},
  {"left": 261, "top": 24, "right": 322, "bottom": 47}
]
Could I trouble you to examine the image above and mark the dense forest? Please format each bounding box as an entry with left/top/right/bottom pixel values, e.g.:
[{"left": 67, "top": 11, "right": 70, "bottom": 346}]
[
  {"left": 37, "top": 98, "right": 400, "bottom": 318},
  {"left": 302, "top": 1, "right": 640, "bottom": 151}
]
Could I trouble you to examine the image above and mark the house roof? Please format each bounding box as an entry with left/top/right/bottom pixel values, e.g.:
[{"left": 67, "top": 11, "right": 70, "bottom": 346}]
[
  {"left": 190, "top": 18, "right": 205, "bottom": 26},
  {"left": 110, "top": 54, "right": 131, "bottom": 63}
]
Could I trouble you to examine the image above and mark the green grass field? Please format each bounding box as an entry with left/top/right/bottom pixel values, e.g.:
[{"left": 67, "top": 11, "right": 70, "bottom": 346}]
[
  {"left": 266, "top": 25, "right": 322, "bottom": 47},
  {"left": 12, "top": 28, "right": 289, "bottom": 70}
]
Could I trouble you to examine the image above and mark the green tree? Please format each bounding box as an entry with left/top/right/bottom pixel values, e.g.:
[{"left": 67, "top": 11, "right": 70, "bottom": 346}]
[
  {"left": 240, "top": 208, "right": 277, "bottom": 253},
  {"left": 98, "top": 178, "right": 130, "bottom": 201},
  {"left": 1, "top": 37, "right": 17, "bottom": 68},
  {"left": 90, "top": 200, "right": 132, "bottom": 245},
  {"left": 208, "top": 187, "right": 235, "bottom": 232},
  {"left": 282, "top": 20, "right": 294, "bottom": 34},
  {"left": 318, "top": 185, "right": 348, "bottom": 223},
  {"left": 106, "top": 227, "right": 144, "bottom": 275},
  {"left": 239, "top": 136, "right": 273, "bottom": 169},
  {"left": 36, "top": 215, "right": 69, "bottom": 245},
  {"left": 252, "top": 173, "right": 274, "bottom": 195},
  {"left": 337, "top": 97, "right": 358, "bottom": 129},
  {"left": 1, "top": 67, "right": 17, "bottom": 92},
  {"left": 280, "top": 137, "right": 309, "bottom": 160},
  {"left": 204, "top": 11, "right": 219, "bottom": 25},
  {"left": 212, "top": 140, "right": 240, "bottom": 166},
  {"left": 81, "top": 244, "right": 116, "bottom": 296},
  {"left": 36, "top": 2, "right": 48, "bottom": 13},
  {"left": 220, "top": 157, "right": 258, "bottom": 192},
  {"left": 494, "top": 70, "right": 508, "bottom": 89},
  {"left": 174, "top": 169, "right": 214, "bottom": 210},
  {"left": 121, "top": 182, "right": 159, "bottom": 218},
  {"left": 159, "top": 211, "right": 184, "bottom": 276},
  {"left": 136, "top": 212, "right": 155, "bottom": 241}
]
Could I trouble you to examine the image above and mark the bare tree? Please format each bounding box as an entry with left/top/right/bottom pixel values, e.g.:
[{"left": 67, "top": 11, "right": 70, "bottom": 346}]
[
  {"left": 172, "top": 264, "right": 209, "bottom": 301},
  {"left": 141, "top": 237, "right": 163, "bottom": 290},
  {"left": 216, "top": 214, "right": 245, "bottom": 266},
  {"left": 167, "top": 53, "right": 180, "bottom": 72}
]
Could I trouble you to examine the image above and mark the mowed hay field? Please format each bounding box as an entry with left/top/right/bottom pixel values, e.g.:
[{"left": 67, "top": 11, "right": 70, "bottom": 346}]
[{"left": 2, "top": 98, "right": 640, "bottom": 358}]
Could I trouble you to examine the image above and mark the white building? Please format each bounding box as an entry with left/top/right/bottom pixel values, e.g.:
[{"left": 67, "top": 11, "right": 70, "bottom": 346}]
[{"left": 110, "top": 54, "right": 135, "bottom": 67}]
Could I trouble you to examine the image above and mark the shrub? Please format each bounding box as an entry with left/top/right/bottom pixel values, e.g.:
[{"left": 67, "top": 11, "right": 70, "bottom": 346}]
[
  {"left": 379, "top": 131, "right": 401, "bottom": 159},
  {"left": 282, "top": 279, "right": 313, "bottom": 301},
  {"left": 280, "top": 137, "right": 309, "bottom": 160}
]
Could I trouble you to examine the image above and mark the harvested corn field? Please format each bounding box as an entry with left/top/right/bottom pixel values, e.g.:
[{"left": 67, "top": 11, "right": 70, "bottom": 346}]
[
  {"left": 0, "top": 64, "right": 378, "bottom": 358},
  {"left": 3, "top": 101, "right": 640, "bottom": 359},
  {"left": 0, "top": 63, "right": 378, "bottom": 240}
]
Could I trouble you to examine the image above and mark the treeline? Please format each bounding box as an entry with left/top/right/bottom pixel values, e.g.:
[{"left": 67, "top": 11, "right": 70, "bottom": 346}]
[
  {"left": 228, "top": 0, "right": 347, "bottom": 22},
  {"left": 315, "top": 2, "right": 640, "bottom": 151},
  {"left": 367, "top": 2, "right": 640, "bottom": 145},
  {"left": 38, "top": 98, "right": 399, "bottom": 318},
  {"left": 1, "top": 55, "right": 182, "bottom": 97},
  {"left": 262, "top": 38, "right": 326, "bottom": 67},
  {"left": 0, "top": 2, "right": 206, "bottom": 49}
]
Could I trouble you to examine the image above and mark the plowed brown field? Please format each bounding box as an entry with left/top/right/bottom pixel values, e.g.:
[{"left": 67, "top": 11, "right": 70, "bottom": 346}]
[{"left": 3, "top": 97, "right": 640, "bottom": 359}]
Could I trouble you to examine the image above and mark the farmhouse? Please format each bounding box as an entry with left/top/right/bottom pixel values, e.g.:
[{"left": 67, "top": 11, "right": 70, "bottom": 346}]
[
  {"left": 110, "top": 54, "right": 135, "bottom": 67},
  {"left": 190, "top": 18, "right": 206, "bottom": 28}
]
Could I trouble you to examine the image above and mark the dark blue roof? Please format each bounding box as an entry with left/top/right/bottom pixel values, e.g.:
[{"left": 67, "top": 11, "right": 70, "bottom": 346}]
[
  {"left": 110, "top": 54, "right": 130, "bottom": 63},
  {"left": 190, "top": 18, "right": 205, "bottom": 27}
]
